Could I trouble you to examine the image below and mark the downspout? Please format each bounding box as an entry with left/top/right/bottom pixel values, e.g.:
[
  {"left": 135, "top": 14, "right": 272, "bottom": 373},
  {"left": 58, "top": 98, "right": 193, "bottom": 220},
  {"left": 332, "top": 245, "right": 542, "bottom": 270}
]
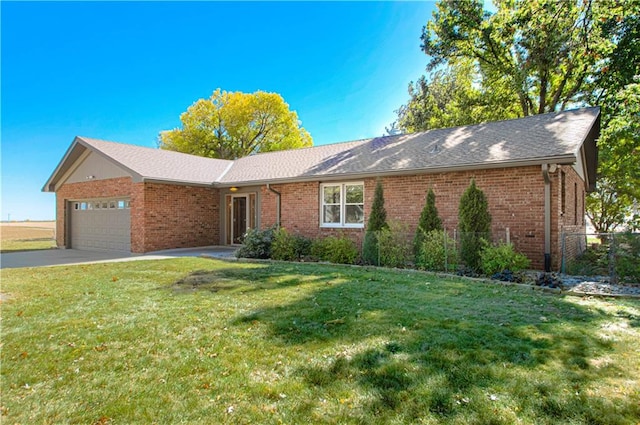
[
  {"left": 266, "top": 183, "right": 281, "bottom": 228},
  {"left": 542, "top": 164, "right": 552, "bottom": 272}
]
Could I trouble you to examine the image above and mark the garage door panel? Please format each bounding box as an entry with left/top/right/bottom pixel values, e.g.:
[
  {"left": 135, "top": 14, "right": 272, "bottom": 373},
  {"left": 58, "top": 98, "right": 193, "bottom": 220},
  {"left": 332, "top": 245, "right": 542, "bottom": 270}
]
[{"left": 70, "top": 199, "right": 131, "bottom": 252}]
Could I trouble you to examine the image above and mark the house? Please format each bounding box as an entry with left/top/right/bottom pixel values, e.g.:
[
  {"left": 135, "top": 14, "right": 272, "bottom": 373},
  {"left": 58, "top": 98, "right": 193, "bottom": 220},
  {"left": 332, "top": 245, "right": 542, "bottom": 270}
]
[{"left": 43, "top": 107, "right": 599, "bottom": 270}]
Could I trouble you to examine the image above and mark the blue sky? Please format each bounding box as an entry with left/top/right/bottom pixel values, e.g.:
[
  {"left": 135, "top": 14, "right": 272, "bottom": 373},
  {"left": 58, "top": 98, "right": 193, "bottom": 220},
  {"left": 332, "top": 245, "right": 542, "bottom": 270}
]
[{"left": 1, "top": 1, "right": 439, "bottom": 221}]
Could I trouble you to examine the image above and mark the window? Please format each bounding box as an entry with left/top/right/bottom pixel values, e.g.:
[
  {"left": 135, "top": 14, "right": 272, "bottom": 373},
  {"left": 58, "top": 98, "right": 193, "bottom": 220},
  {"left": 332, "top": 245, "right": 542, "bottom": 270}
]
[
  {"left": 321, "top": 182, "right": 364, "bottom": 227},
  {"left": 560, "top": 171, "right": 566, "bottom": 215},
  {"left": 574, "top": 182, "right": 578, "bottom": 225}
]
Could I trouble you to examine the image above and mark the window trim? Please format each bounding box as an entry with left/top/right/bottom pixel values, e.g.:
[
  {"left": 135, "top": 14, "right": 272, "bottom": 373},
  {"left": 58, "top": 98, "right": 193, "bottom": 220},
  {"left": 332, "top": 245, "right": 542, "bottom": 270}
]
[{"left": 320, "top": 182, "right": 364, "bottom": 228}]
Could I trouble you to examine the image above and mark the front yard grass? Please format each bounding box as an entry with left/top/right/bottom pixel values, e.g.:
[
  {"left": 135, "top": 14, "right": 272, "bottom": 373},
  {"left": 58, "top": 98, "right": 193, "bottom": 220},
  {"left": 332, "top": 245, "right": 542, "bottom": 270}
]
[{"left": 2, "top": 258, "right": 639, "bottom": 424}]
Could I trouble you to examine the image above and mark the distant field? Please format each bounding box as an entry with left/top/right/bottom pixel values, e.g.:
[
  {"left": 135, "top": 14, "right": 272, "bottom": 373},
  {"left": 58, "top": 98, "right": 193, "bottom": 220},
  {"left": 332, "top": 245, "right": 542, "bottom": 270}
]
[{"left": 0, "top": 222, "right": 56, "bottom": 252}]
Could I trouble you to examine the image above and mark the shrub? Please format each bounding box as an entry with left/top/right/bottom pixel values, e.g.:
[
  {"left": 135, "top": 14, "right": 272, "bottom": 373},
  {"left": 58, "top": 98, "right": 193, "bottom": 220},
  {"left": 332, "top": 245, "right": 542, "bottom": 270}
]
[
  {"left": 458, "top": 179, "right": 491, "bottom": 271},
  {"left": 416, "top": 229, "right": 458, "bottom": 272},
  {"left": 378, "top": 221, "right": 412, "bottom": 268},
  {"left": 362, "top": 180, "right": 387, "bottom": 265},
  {"left": 271, "top": 228, "right": 312, "bottom": 261},
  {"left": 235, "top": 227, "right": 276, "bottom": 259},
  {"left": 565, "top": 233, "right": 640, "bottom": 283},
  {"left": 615, "top": 232, "right": 640, "bottom": 283},
  {"left": 480, "top": 242, "right": 530, "bottom": 275},
  {"left": 311, "top": 235, "right": 359, "bottom": 264},
  {"left": 413, "top": 188, "right": 443, "bottom": 260},
  {"left": 566, "top": 244, "right": 609, "bottom": 276}
]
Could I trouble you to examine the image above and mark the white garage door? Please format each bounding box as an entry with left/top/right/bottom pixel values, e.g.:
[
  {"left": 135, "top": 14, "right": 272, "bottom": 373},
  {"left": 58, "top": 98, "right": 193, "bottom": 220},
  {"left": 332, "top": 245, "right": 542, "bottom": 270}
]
[{"left": 70, "top": 199, "right": 131, "bottom": 251}]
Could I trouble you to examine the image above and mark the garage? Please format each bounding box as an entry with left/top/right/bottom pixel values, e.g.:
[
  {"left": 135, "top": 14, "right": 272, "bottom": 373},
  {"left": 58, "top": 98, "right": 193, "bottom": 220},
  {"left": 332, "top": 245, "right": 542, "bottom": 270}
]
[{"left": 69, "top": 198, "right": 131, "bottom": 251}]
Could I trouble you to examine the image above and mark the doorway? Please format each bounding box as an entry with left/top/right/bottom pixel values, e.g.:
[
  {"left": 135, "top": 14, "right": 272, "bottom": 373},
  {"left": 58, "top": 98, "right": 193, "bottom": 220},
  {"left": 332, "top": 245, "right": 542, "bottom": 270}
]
[
  {"left": 231, "top": 196, "right": 247, "bottom": 244},
  {"left": 226, "top": 193, "right": 256, "bottom": 245}
]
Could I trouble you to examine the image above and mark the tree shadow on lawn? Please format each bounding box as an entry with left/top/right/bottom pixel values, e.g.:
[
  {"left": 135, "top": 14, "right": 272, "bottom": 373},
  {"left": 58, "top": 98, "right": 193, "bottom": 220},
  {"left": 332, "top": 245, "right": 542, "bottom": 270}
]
[
  {"left": 223, "top": 266, "right": 637, "bottom": 423},
  {"left": 167, "top": 263, "right": 638, "bottom": 422},
  {"left": 168, "top": 262, "right": 358, "bottom": 294}
]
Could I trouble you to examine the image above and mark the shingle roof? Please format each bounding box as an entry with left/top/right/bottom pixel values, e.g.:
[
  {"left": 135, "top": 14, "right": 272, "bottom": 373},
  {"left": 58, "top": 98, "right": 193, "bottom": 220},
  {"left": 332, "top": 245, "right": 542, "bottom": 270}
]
[
  {"left": 220, "top": 107, "right": 600, "bottom": 184},
  {"left": 44, "top": 107, "right": 599, "bottom": 192},
  {"left": 43, "top": 137, "right": 233, "bottom": 190},
  {"left": 78, "top": 137, "right": 233, "bottom": 184}
]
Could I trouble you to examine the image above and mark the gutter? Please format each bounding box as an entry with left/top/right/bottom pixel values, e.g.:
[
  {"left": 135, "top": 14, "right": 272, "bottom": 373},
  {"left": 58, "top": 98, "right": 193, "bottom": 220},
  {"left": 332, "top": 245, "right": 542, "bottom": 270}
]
[
  {"left": 216, "top": 155, "right": 577, "bottom": 189},
  {"left": 266, "top": 183, "right": 281, "bottom": 227},
  {"left": 542, "top": 164, "right": 553, "bottom": 272}
]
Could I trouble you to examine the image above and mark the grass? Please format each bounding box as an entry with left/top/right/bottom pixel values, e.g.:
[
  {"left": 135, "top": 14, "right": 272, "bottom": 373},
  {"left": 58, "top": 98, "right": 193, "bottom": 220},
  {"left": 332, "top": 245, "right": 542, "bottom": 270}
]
[
  {"left": 2, "top": 258, "right": 639, "bottom": 424},
  {"left": 1, "top": 225, "right": 56, "bottom": 253}
]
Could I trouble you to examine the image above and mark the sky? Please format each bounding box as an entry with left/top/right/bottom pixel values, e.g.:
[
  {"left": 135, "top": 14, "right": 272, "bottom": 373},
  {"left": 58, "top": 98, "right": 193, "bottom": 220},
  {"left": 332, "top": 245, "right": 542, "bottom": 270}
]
[{"left": 1, "top": 1, "right": 440, "bottom": 221}]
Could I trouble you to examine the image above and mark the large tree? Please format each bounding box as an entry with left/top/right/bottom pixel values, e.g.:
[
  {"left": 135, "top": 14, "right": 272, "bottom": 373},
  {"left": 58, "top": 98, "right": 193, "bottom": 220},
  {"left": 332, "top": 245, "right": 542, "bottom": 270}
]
[
  {"left": 396, "top": 61, "right": 520, "bottom": 132},
  {"left": 159, "top": 89, "right": 312, "bottom": 159},
  {"left": 585, "top": 8, "right": 640, "bottom": 232},
  {"left": 397, "top": 0, "right": 639, "bottom": 231},
  {"left": 421, "top": 0, "right": 608, "bottom": 117},
  {"left": 587, "top": 81, "right": 640, "bottom": 232}
]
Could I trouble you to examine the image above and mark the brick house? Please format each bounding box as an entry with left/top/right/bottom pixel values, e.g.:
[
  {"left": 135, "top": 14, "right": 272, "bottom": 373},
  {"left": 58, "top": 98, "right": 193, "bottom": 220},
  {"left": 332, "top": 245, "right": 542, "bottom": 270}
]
[{"left": 43, "top": 107, "right": 599, "bottom": 270}]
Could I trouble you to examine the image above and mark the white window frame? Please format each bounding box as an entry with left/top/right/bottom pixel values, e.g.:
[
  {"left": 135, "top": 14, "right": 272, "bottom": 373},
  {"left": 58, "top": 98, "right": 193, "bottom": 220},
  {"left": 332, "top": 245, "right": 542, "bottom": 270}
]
[{"left": 320, "top": 182, "right": 364, "bottom": 228}]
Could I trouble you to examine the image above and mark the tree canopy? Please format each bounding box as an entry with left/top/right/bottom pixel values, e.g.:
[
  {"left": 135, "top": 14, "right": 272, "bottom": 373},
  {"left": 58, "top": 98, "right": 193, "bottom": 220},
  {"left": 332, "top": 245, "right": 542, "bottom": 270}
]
[
  {"left": 159, "top": 89, "right": 312, "bottom": 159},
  {"left": 396, "top": 0, "right": 639, "bottom": 231},
  {"left": 421, "top": 0, "right": 608, "bottom": 117}
]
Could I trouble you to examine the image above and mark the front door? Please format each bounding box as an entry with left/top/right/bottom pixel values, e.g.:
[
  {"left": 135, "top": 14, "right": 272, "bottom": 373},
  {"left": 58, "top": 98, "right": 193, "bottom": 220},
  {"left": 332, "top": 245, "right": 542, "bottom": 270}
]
[{"left": 231, "top": 196, "right": 248, "bottom": 244}]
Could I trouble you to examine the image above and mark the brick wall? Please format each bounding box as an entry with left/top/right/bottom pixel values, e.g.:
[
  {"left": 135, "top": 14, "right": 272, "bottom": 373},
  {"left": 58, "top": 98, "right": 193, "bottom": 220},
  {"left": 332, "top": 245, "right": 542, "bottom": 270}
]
[
  {"left": 56, "top": 177, "right": 135, "bottom": 249},
  {"left": 259, "top": 166, "right": 570, "bottom": 269},
  {"left": 139, "top": 183, "right": 220, "bottom": 252},
  {"left": 56, "top": 178, "right": 220, "bottom": 253},
  {"left": 552, "top": 165, "right": 588, "bottom": 265}
]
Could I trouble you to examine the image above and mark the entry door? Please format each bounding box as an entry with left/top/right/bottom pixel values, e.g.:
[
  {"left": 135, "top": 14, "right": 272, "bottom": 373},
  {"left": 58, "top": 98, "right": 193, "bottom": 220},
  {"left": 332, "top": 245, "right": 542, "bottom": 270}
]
[{"left": 232, "top": 196, "right": 248, "bottom": 244}]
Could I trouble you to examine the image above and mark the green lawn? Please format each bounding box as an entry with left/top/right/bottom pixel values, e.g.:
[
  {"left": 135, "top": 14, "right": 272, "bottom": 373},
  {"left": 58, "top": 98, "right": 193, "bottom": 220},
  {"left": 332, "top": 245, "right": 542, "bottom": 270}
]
[{"left": 2, "top": 259, "right": 639, "bottom": 424}]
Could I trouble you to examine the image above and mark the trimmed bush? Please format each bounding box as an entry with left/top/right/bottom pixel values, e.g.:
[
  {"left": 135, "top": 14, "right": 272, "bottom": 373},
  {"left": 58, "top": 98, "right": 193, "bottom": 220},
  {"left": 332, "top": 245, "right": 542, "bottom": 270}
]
[
  {"left": 480, "top": 242, "right": 530, "bottom": 275},
  {"left": 413, "top": 188, "right": 443, "bottom": 260},
  {"left": 416, "top": 229, "right": 458, "bottom": 272},
  {"left": 458, "top": 179, "right": 492, "bottom": 271},
  {"left": 377, "top": 221, "right": 412, "bottom": 268},
  {"left": 311, "top": 235, "right": 359, "bottom": 264},
  {"left": 362, "top": 180, "right": 388, "bottom": 265},
  {"left": 271, "top": 228, "right": 312, "bottom": 261},
  {"left": 235, "top": 227, "right": 276, "bottom": 259}
]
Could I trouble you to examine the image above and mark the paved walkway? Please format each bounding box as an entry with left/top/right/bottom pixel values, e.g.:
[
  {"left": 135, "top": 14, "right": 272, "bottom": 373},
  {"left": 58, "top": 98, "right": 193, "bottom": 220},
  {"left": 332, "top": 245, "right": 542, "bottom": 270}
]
[{"left": 0, "top": 246, "right": 237, "bottom": 269}]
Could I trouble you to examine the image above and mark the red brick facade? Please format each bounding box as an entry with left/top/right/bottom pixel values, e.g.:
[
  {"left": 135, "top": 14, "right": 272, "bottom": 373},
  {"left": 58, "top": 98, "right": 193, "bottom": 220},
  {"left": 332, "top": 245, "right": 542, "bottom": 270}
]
[
  {"left": 56, "top": 165, "right": 587, "bottom": 269},
  {"left": 136, "top": 183, "right": 220, "bottom": 252},
  {"left": 56, "top": 177, "right": 136, "bottom": 249},
  {"left": 259, "top": 165, "right": 588, "bottom": 270},
  {"left": 56, "top": 178, "right": 220, "bottom": 253},
  {"left": 552, "top": 165, "right": 588, "bottom": 266}
]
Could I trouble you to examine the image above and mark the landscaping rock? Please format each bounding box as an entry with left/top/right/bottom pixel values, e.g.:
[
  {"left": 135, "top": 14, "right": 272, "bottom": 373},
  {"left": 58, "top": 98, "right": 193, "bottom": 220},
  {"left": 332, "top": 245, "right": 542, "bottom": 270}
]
[{"left": 535, "top": 272, "right": 564, "bottom": 289}]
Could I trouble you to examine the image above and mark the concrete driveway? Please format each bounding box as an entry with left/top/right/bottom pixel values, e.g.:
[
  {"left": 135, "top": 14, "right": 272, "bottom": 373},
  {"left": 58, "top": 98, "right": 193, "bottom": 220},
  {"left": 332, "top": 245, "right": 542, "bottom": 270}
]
[{"left": 0, "top": 246, "right": 238, "bottom": 269}]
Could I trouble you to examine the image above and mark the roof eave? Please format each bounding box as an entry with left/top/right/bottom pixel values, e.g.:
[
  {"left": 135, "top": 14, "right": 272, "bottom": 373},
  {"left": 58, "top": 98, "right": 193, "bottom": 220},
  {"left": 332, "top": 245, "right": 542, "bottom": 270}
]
[
  {"left": 42, "top": 136, "right": 86, "bottom": 192},
  {"left": 141, "top": 177, "right": 218, "bottom": 188},
  {"left": 42, "top": 136, "right": 145, "bottom": 192},
  {"left": 214, "top": 155, "right": 578, "bottom": 188}
]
